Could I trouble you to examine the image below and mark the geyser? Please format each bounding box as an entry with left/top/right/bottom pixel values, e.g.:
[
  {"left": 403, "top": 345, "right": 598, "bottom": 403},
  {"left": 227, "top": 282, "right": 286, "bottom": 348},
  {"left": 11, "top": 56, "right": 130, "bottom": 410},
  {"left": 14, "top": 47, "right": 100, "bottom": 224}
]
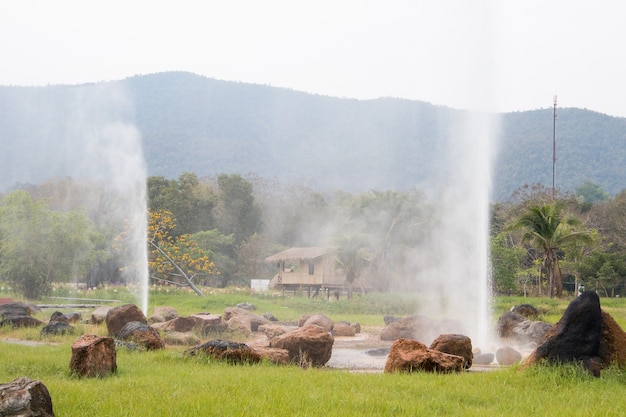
[{"left": 1, "top": 83, "right": 149, "bottom": 313}]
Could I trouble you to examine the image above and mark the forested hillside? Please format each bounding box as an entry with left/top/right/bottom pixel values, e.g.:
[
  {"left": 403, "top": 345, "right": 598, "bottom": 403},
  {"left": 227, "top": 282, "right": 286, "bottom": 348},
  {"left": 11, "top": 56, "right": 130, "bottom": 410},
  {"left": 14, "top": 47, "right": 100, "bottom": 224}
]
[{"left": 1, "top": 71, "right": 625, "bottom": 200}]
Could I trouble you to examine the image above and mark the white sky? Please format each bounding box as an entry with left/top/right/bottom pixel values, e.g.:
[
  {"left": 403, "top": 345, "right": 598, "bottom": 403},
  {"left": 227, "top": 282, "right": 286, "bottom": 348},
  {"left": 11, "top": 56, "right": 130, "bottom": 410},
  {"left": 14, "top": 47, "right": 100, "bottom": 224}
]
[{"left": 1, "top": 0, "right": 625, "bottom": 117}]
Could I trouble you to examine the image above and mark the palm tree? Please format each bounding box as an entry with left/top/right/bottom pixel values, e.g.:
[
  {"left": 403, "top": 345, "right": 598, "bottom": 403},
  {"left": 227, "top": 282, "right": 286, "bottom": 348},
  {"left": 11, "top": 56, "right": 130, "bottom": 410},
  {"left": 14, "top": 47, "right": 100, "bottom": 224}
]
[{"left": 507, "top": 203, "right": 593, "bottom": 297}]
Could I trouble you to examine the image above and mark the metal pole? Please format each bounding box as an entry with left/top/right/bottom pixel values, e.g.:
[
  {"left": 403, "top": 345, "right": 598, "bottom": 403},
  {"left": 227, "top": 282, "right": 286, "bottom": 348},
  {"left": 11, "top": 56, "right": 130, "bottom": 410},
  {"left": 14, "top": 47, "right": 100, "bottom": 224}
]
[{"left": 552, "top": 95, "right": 557, "bottom": 198}]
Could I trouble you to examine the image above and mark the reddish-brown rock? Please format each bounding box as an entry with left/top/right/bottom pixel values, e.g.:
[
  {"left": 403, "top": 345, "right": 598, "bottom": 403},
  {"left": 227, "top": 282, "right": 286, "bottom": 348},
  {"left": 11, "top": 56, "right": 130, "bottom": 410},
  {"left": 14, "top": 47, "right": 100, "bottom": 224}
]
[
  {"left": 496, "top": 346, "right": 523, "bottom": 365},
  {"left": 105, "top": 304, "right": 147, "bottom": 337},
  {"left": 69, "top": 334, "right": 117, "bottom": 378},
  {"left": 117, "top": 321, "right": 164, "bottom": 350},
  {"left": 270, "top": 324, "right": 334, "bottom": 367},
  {"left": 299, "top": 314, "right": 334, "bottom": 332},
  {"left": 429, "top": 334, "right": 473, "bottom": 369},
  {"left": 384, "top": 338, "right": 465, "bottom": 373},
  {"left": 599, "top": 310, "right": 626, "bottom": 368}
]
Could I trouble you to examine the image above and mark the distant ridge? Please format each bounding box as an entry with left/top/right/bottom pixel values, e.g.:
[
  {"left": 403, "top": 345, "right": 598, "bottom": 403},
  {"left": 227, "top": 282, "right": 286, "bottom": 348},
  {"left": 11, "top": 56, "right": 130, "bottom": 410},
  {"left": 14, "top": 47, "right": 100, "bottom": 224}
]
[{"left": 1, "top": 71, "right": 625, "bottom": 200}]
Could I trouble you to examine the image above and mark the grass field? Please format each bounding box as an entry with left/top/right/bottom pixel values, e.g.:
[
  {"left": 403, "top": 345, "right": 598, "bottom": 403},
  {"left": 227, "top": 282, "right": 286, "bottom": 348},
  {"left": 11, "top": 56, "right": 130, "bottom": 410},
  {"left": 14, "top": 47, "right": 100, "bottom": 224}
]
[{"left": 2, "top": 288, "right": 626, "bottom": 416}]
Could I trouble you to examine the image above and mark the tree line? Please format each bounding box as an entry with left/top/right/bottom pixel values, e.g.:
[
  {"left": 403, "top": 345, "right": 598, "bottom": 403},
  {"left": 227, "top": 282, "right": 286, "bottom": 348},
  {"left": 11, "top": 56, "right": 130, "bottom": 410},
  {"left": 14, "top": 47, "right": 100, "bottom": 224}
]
[{"left": 1, "top": 173, "right": 625, "bottom": 299}]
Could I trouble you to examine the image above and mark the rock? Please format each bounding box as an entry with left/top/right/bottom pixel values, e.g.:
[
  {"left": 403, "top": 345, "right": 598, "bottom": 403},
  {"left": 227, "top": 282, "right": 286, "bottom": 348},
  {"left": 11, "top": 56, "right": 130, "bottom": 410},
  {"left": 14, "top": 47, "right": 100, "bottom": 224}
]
[
  {"left": 152, "top": 306, "right": 179, "bottom": 321},
  {"left": 105, "top": 304, "right": 147, "bottom": 337},
  {"left": 236, "top": 302, "right": 256, "bottom": 310},
  {"left": 0, "top": 376, "right": 55, "bottom": 417},
  {"left": 69, "top": 334, "right": 117, "bottom": 378},
  {"left": 299, "top": 314, "right": 333, "bottom": 332},
  {"left": 365, "top": 348, "right": 390, "bottom": 357},
  {"left": 159, "top": 316, "right": 196, "bottom": 333},
  {"left": 380, "top": 315, "right": 462, "bottom": 344},
  {"left": 496, "top": 311, "right": 526, "bottom": 337},
  {"left": 117, "top": 321, "right": 164, "bottom": 350},
  {"left": 510, "top": 304, "right": 540, "bottom": 319},
  {"left": 223, "top": 307, "right": 269, "bottom": 332},
  {"left": 384, "top": 338, "right": 465, "bottom": 373},
  {"left": 90, "top": 306, "right": 112, "bottom": 324},
  {"left": 190, "top": 314, "right": 226, "bottom": 334},
  {"left": 0, "top": 302, "right": 43, "bottom": 328},
  {"left": 41, "top": 321, "right": 74, "bottom": 336},
  {"left": 227, "top": 316, "right": 251, "bottom": 336},
  {"left": 0, "top": 302, "right": 40, "bottom": 318},
  {"left": 270, "top": 324, "right": 334, "bottom": 367},
  {"left": 599, "top": 310, "right": 626, "bottom": 368},
  {"left": 161, "top": 331, "right": 201, "bottom": 346},
  {"left": 473, "top": 352, "right": 495, "bottom": 365},
  {"left": 384, "top": 315, "right": 401, "bottom": 325},
  {"left": 332, "top": 322, "right": 356, "bottom": 337},
  {"left": 258, "top": 324, "right": 288, "bottom": 339},
  {"left": 350, "top": 322, "right": 362, "bottom": 334},
  {"left": 496, "top": 346, "right": 522, "bottom": 365},
  {"left": 511, "top": 320, "right": 553, "bottom": 345},
  {"left": 524, "top": 291, "right": 602, "bottom": 376},
  {"left": 0, "top": 315, "right": 43, "bottom": 328},
  {"left": 251, "top": 346, "right": 290, "bottom": 365},
  {"left": 263, "top": 312, "right": 278, "bottom": 321},
  {"left": 496, "top": 311, "right": 552, "bottom": 345},
  {"left": 429, "top": 334, "right": 473, "bottom": 369},
  {"left": 186, "top": 339, "right": 261, "bottom": 364}
]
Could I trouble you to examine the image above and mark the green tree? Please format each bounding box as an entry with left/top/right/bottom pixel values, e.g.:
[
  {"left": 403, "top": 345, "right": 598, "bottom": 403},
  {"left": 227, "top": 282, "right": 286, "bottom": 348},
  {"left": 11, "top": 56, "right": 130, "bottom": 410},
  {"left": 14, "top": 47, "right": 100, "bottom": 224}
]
[
  {"left": 215, "top": 174, "right": 262, "bottom": 245},
  {"left": 490, "top": 233, "right": 525, "bottom": 295},
  {"left": 147, "top": 173, "right": 216, "bottom": 236},
  {"left": 575, "top": 180, "right": 610, "bottom": 205},
  {"left": 0, "top": 191, "right": 100, "bottom": 299},
  {"left": 333, "top": 233, "right": 370, "bottom": 298},
  {"left": 506, "top": 203, "right": 593, "bottom": 297}
]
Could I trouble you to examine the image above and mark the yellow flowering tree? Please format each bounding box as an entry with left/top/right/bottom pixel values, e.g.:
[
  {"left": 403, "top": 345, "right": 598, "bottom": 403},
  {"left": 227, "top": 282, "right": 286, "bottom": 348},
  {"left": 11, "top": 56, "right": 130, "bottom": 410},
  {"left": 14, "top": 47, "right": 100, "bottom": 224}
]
[{"left": 148, "top": 209, "right": 218, "bottom": 296}]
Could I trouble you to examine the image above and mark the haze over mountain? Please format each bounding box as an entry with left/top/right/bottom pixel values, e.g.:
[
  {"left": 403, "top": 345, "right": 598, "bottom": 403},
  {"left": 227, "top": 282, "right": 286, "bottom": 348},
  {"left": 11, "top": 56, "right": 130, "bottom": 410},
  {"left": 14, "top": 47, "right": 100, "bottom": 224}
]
[{"left": 1, "top": 71, "right": 624, "bottom": 201}]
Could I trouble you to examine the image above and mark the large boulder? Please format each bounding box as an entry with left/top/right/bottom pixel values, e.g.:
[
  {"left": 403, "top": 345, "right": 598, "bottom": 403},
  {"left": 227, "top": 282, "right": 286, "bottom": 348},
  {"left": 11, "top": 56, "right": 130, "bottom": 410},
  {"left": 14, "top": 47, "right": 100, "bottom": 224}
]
[
  {"left": 69, "top": 334, "right": 117, "bottom": 378},
  {"left": 117, "top": 321, "right": 164, "bottom": 350},
  {"left": 270, "top": 324, "right": 334, "bottom": 367},
  {"left": 429, "top": 334, "right": 473, "bottom": 369},
  {"left": 41, "top": 320, "right": 74, "bottom": 336},
  {"left": 105, "top": 304, "right": 147, "bottom": 337},
  {"left": 0, "top": 376, "right": 55, "bottom": 417},
  {"left": 524, "top": 291, "right": 602, "bottom": 376},
  {"left": 150, "top": 306, "right": 179, "bottom": 323},
  {"left": 384, "top": 338, "right": 465, "bottom": 373},
  {"left": 158, "top": 316, "right": 196, "bottom": 333},
  {"left": 331, "top": 322, "right": 356, "bottom": 337},
  {"left": 186, "top": 339, "right": 261, "bottom": 364}
]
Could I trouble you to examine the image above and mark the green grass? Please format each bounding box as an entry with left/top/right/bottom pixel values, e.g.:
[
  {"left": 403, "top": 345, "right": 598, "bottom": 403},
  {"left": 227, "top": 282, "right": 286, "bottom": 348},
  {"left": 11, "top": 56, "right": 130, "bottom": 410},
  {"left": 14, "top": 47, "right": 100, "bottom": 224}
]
[
  {"left": 2, "top": 342, "right": 626, "bottom": 416},
  {"left": 3, "top": 289, "right": 626, "bottom": 416}
]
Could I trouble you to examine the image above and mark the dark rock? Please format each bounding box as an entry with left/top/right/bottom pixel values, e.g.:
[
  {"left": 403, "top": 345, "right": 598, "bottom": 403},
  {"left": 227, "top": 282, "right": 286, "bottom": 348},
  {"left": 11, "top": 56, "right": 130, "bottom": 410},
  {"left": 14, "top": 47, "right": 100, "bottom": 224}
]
[
  {"left": 510, "top": 304, "right": 540, "bottom": 318},
  {"left": 41, "top": 321, "right": 74, "bottom": 336},
  {"left": 270, "top": 324, "right": 334, "bottom": 367},
  {"left": 384, "top": 338, "right": 465, "bottom": 374},
  {"left": 0, "top": 376, "right": 55, "bottom": 417},
  {"left": 70, "top": 334, "right": 117, "bottom": 378},
  {"left": 365, "top": 347, "right": 390, "bottom": 357},
  {"left": 383, "top": 315, "right": 401, "bottom": 325},
  {"left": 525, "top": 291, "right": 602, "bottom": 375},
  {"left": 429, "top": 334, "right": 473, "bottom": 369},
  {"left": 236, "top": 302, "right": 256, "bottom": 310},
  {"left": 496, "top": 311, "right": 526, "bottom": 337},
  {"left": 0, "top": 315, "right": 43, "bottom": 328},
  {"left": 117, "top": 321, "right": 164, "bottom": 350},
  {"left": 186, "top": 339, "right": 261, "bottom": 364},
  {"left": 105, "top": 304, "right": 147, "bottom": 337},
  {"left": 263, "top": 312, "right": 278, "bottom": 321}
]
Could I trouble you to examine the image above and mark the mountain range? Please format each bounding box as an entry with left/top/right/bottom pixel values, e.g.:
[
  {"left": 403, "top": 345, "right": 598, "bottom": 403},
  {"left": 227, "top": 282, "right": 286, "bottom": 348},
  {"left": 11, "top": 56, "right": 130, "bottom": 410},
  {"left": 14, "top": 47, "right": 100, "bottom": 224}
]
[{"left": 1, "top": 71, "right": 624, "bottom": 201}]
